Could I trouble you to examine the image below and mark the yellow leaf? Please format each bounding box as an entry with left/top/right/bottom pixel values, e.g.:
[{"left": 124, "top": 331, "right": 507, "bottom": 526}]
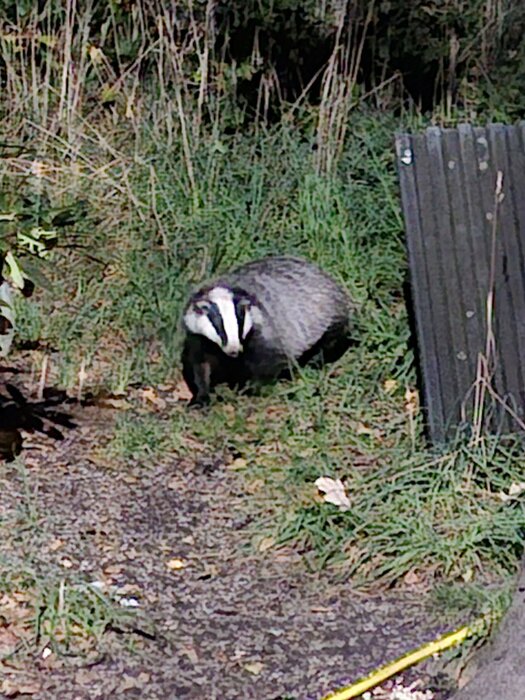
[
  {"left": 257, "top": 536, "right": 275, "bottom": 552},
  {"left": 244, "top": 661, "right": 265, "bottom": 675},
  {"left": 383, "top": 378, "right": 398, "bottom": 393},
  {"left": 228, "top": 457, "right": 247, "bottom": 470},
  {"left": 404, "top": 386, "right": 419, "bottom": 414},
  {"left": 166, "top": 558, "right": 187, "bottom": 571}
]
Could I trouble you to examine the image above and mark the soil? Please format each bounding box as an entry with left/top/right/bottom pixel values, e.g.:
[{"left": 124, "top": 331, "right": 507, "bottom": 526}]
[{"left": 0, "top": 380, "right": 459, "bottom": 700}]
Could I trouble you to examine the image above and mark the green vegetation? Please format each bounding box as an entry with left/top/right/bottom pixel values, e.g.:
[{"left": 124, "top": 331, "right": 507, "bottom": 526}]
[{"left": 1, "top": 0, "right": 525, "bottom": 654}]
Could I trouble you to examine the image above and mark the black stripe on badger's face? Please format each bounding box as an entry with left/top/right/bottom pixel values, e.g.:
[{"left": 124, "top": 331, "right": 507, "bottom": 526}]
[
  {"left": 206, "top": 301, "right": 228, "bottom": 347},
  {"left": 232, "top": 288, "right": 255, "bottom": 341}
]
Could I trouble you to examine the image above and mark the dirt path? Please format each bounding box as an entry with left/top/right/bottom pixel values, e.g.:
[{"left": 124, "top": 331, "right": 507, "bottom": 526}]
[{"left": 0, "top": 400, "right": 456, "bottom": 700}]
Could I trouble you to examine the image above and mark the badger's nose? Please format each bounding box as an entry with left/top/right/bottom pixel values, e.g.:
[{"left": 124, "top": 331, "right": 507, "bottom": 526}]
[{"left": 224, "top": 345, "right": 242, "bottom": 358}]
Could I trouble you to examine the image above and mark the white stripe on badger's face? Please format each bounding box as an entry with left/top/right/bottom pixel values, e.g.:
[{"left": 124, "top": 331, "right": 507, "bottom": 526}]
[
  {"left": 183, "top": 286, "right": 244, "bottom": 357},
  {"left": 208, "top": 287, "right": 242, "bottom": 356}
]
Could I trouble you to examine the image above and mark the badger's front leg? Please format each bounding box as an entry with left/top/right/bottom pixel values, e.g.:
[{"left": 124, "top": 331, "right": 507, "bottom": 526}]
[{"left": 182, "top": 336, "right": 212, "bottom": 407}]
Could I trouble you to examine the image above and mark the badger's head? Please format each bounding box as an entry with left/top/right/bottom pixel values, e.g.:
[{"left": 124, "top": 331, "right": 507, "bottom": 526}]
[{"left": 183, "top": 286, "right": 258, "bottom": 357}]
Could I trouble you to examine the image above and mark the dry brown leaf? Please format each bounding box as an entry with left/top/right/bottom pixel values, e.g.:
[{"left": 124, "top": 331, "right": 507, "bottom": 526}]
[
  {"left": 383, "top": 378, "right": 399, "bottom": 393},
  {"left": 355, "top": 421, "right": 381, "bottom": 438},
  {"left": 404, "top": 386, "right": 420, "bottom": 415},
  {"left": 265, "top": 405, "right": 287, "bottom": 419},
  {"left": 96, "top": 394, "right": 131, "bottom": 411},
  {"left": 1, "top": 678, "right": 41, "bottom": 697},
  {"left": 0, "top": 626, "right": 20, "bottom": 656},
  {"left": 139, "top": 387, "right": 167, "bottom": 410},
  {"left": 227, "top": 458, "right": 248, "bottom": 470},
  {"left": 403, "top": 569, "right": 421, "bottom": 586},
  {"left": 171, "top": 379, "right": 193, "bottom": 401},
  {"left": 257, "top": 536, "right": 275, "bottom": 553},
  {"left": 244, "top": 478, "right": 264, "bottom": 494}
]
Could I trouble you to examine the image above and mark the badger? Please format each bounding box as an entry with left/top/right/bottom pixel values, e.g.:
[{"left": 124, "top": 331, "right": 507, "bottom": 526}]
[{"left": 181, "top": 255, "right": 353, "bottom": 405}]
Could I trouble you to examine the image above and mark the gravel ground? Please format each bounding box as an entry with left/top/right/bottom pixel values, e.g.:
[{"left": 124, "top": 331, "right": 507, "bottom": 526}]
[{"left": 0, "top": 397, "right": 458, "bottom": 700}]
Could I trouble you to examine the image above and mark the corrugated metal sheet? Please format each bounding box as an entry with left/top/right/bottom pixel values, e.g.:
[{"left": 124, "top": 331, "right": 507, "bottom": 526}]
[{"left": 396, "top": 124, "right": 525, "bottom": 443}]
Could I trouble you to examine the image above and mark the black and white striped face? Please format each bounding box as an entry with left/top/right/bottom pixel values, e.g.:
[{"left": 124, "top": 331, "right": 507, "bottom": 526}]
[{"left": 183, "top": 286, "right": 255, "bottom": 357}]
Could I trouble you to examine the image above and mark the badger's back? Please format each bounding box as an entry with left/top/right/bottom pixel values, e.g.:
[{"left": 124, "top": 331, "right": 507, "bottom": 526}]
[{"left": 216, "top": 256, "right": 351, "bottom": 359}]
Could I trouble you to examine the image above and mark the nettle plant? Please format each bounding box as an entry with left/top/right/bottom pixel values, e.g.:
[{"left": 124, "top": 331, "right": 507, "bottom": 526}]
[{"left": 0, "top": 188, "right": 78, "bottom": 356}]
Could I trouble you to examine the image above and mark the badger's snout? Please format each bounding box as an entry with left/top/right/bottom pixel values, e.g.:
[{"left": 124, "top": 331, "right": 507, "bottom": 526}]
[{"left": 224, "top": 345, "right": 242, "bottom": 358}]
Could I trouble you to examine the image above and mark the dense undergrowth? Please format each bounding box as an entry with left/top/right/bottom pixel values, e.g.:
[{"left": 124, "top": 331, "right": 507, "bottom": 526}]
[{"left": 1, "top": 0, "right": 524, "bottom": 657}]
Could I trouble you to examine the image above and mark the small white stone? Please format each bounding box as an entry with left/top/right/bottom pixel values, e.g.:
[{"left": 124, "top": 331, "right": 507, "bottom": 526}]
[{"left": 119, "top": 597, "right": 140, "bottom": 608}]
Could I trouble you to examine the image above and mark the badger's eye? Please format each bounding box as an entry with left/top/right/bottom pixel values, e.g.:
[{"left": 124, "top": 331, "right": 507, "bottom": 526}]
[{"left": 194, "top": 302, "right": 210, "bottom": 315}]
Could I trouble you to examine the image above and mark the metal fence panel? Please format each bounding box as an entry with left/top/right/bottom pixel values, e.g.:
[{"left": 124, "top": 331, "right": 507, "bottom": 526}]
[{"left": 396, "top": 124, "right": 525, "bottom": 443}]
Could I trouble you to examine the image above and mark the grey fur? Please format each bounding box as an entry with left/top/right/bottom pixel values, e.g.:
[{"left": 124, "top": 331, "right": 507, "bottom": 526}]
[{"left": 181, "top": 255, "right": 353, "bottom": 405}]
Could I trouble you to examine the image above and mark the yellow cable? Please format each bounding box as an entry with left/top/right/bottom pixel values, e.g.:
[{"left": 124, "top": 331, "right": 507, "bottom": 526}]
[{"left": 322, "top": 620, "right": 483, "bottom": 700}]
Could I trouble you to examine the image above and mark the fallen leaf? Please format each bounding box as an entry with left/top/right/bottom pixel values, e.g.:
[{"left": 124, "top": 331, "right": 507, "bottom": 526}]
[
  {"left": 171, "top": 379, "right": 193, "bottom": 401},
  {"left": 0, "top": 626, "right": 20, "bottom": 656},
  {"left": 499, "top": 481, "right": 525, "bottom": 502},
  {"left": 244, "top": 661, "right": 265, "bottom": 675},
  {"left": 140, "top": 387, "right": 166, "bottom": 410},
  {"left": 244, "top": 478, "right": 264, "bottom": 494},
  {"left": 166, "top": 558, "right": 187, "bottom": 571},
  {"left": 103, "top": 563, "right": 123, "bottom": 576},
  {"left": 222, "top": 404, "right": 235, "bottom": 418},
  {"left": 257, "top": 536, "right": 275, "bottom": 552},
  {"left": 0, "top": 678, "right": 41, "bottom": 696},
  {"left": 315, "top": 477, "right": 350, "bottom": 511},
  {"left": 355, "top": 421, "right": 381, "bottom": 438},
  {"left": 462, "top": 567, "right": 474, "bottom": 582},
  {"left": 227, "top": 457, "right": 247, "bottom": 470},
  {"left": 48, "top": 538, "right": 64, "bottom": 551},
  {"left": 403, "top": 570, "right": 421, "bottom": 585},
  {"left": 383, "top": 378, "right": 398, "bottom": 393},
  {"left": 96, "top": 396, "right": 131, "bottom": 410},
  {"left": 404, "top": 386, "right": 420, "bottom": 415}
]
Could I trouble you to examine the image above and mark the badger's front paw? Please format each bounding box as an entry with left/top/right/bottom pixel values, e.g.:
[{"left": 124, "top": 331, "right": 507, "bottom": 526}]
[{"left": 187, "top": 394, "right": 210, "bottom": 409}]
